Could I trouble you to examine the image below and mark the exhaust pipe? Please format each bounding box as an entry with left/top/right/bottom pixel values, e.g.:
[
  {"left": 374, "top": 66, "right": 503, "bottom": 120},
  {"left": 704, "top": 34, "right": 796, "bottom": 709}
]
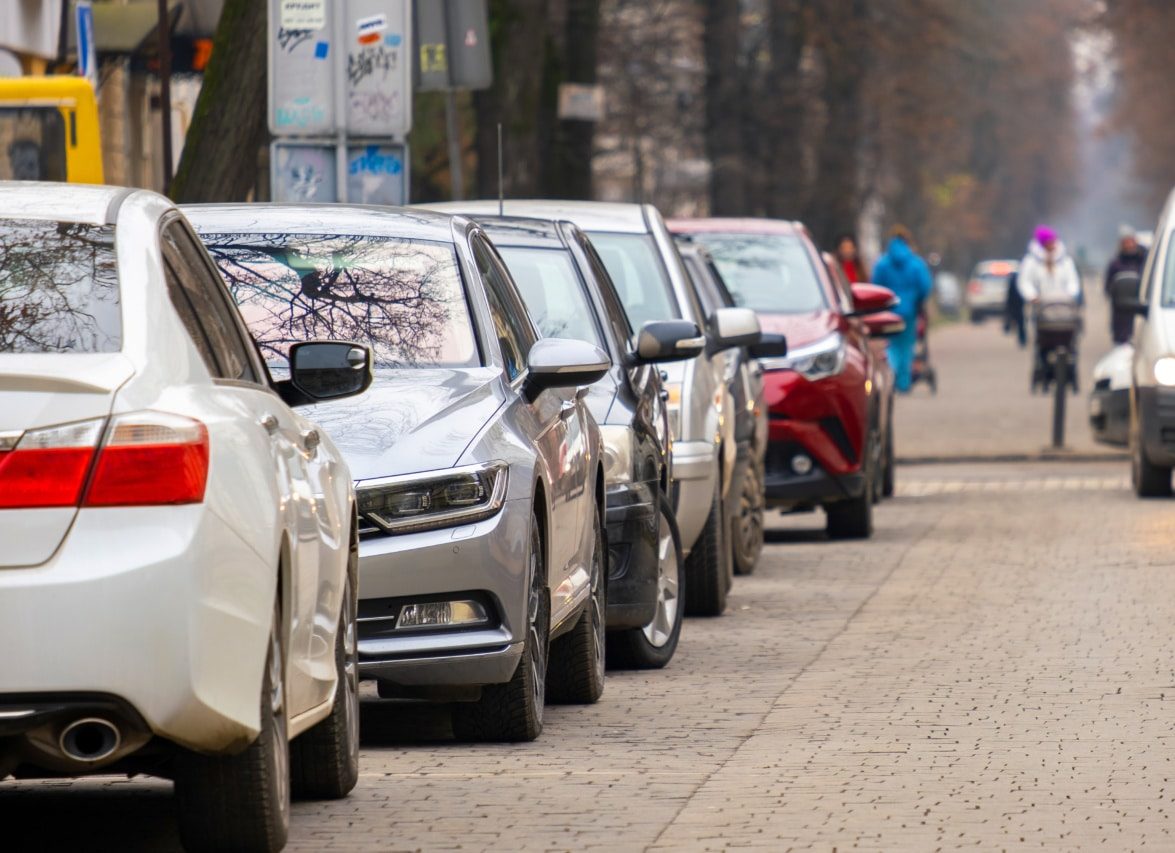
[{"left": 59, "top": 718, "right": 121, "bottom": 763}]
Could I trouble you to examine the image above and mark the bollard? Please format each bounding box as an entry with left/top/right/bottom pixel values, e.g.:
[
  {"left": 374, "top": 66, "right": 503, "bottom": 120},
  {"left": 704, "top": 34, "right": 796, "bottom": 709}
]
[{"left": 1052, "top": 347, "right": 1068, "bottom": 448}]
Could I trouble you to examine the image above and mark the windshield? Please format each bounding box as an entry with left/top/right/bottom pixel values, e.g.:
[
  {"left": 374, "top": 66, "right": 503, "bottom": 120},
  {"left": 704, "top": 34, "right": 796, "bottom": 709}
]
[
  {"left": 1163, "top": 236, "right": 1175, "bottom": 307},
  {"left": 0, "top": 108, "right": 68, "bottom": 181},
  {"left": 586, "top": 232, "right": 680, "bottom": 329},
  {"left": 0, "top": 219, "right": 120, "bottom": 353},
  {"left": 198, "top": 231, "right": 478, "bottom": 369},
  {"left": 690, "top": 233, "right": 826, "bottom": 313},
  {"left": 497, "top": 246, "right": 604, "bottom": 347}
]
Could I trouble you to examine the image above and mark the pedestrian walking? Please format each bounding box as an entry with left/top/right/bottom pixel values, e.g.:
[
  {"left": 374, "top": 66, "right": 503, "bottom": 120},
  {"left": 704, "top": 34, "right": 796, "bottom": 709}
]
[
  {"left": 836, "top": 233, "right": 868, "bottom": 284},
  {"left": 1104, "top": 224, "right": 1147, "bottom": 344},
  {"left": 872, "top": 225, "right": 932, "bottom": 392},
  {"left": 1004, "top": 269, "right": 1027, "bottom": 348}
]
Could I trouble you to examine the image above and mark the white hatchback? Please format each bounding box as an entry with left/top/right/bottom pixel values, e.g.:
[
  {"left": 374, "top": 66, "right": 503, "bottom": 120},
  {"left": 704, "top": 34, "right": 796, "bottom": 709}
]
[{"left": 0, "top": 184, "right": 372, "bottom": 852}]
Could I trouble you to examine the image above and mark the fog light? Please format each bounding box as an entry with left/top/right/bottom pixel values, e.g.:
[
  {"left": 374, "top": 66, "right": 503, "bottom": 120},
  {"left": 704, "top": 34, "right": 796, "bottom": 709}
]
[
  {"left": 396, "top": 600, "right": 488, "bottom": 630},
  {"left": 791, "top": 454, "right": 813, "bottom": 475}
]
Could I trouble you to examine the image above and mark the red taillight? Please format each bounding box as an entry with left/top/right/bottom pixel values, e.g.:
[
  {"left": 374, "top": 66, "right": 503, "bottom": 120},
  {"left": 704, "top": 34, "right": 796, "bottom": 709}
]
[
  {"left": 967, "top": 280, "right": 982, "bottom": 294},
  {"left": 0, "top": 419, "right": 103, "bottom": 509},
  {"left": 0, "top": 412, "right": 209, "bottom": 510},
  {"left": 84, "top": 413, "right": 209, "bottom": 507}
]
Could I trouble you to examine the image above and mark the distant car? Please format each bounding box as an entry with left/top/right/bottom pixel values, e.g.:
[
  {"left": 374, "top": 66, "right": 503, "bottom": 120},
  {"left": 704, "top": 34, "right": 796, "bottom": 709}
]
[
  {"left": 935, "top": 271, "right": 963, "bottom": 318},
  {"left": 423, "top": 200, "right": 785, "bottom": 618},
  {"left": 469, "top": 215, "right": 699, "bottom": 668},
  {"left": 1090, "top": 344, "right": 1132, "bottom": 447},
  {"left": 966, "top": 259, "right": 1018, "bottom": 323},
  {"left": 676, "top": 240, "right": 769, "bottom": 573},
  {"left": 668, "top": 218, "right": 897, "bottom": 539},
  {"left": 187, "top": 203, "right": 610, "bottom": 743},
  {"left": 1125, "top": 191, "right": 1175, "bottom": 496},
  {"left": 0, "top": 184, "right": 373, "bottom": 851}
]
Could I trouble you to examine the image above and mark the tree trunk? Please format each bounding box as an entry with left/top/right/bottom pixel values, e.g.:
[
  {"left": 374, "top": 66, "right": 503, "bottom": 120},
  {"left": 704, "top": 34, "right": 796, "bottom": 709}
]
[
  {"left": 546, "top": 0, "right": 600, "bottom": 199},
  {"left": 763, "top": 0, "right": 808, "bottom": 219},
  {"left": 704, "top": 0, "right": 745, "bottom": 215},
  {"left": 169, "top": 0, "right": 267, "bottom": 203}
]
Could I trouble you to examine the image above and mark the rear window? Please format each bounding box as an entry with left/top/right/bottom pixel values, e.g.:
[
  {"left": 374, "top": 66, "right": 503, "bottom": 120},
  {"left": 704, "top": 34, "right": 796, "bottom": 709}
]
[
  {"left": 497, "top": 246, "right": 604, "bottom": 348},
  {"left": 587, "top": 232, "right": 680, "bottom": 329},
  {"left": 691, "top": 233, "right": 826, "bottom": 314},
  {"left": 0, "top": 219, "right": 120, "bottom": 353},
  {"left": 196, "top": 231, "right": 479, "bottom": 369},
  {"left": 0, "top": 108, "right": 68, "bottom": 182}
]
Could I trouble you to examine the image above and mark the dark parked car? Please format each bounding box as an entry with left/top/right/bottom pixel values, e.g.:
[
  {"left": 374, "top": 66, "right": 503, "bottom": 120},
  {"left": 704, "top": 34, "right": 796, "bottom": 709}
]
[
  {"left": 676, "top": 240, "right": 769, "bottom": 573},
  {"left": 473, "top": 215, "right": 700, "bottom": 668}
]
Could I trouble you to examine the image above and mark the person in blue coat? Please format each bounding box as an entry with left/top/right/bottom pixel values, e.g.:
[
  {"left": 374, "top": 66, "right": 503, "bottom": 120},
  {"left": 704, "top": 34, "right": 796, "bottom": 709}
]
[{"left": 871, "top": 225, "right": 933, "bottom": 392}]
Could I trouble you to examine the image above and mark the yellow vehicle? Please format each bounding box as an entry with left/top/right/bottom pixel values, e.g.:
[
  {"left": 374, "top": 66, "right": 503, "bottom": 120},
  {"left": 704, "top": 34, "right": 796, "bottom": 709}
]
[{"left": 0, "top": 76, "right": 103, "bottom": 184}]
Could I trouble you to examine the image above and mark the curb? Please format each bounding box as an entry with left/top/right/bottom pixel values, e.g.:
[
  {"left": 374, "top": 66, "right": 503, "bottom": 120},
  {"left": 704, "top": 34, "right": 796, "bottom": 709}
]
[{"left": 897, "top": 451, "right": 1129, "bottom": 466}]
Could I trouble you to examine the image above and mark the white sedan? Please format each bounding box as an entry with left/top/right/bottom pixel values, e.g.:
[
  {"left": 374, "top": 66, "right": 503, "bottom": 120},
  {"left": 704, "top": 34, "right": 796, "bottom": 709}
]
[{"left": 0, "top": 183, "right": 371, "bottom": 852}]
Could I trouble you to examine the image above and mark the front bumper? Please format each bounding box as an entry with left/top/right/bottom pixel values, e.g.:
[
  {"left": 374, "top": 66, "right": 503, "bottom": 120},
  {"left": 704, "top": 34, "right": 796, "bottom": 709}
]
[
  {"left": 0, "top": 505, "right": 275, "bottom": 766},
  {"left": 1137, "top": 386, "right": 1175, "bottom": 466},
  {"left": 357, "top": 496, "right": 533, "bottom": 687},
  {"left": 764, "top": 441, "right": 865, "bottom": 509},
  {"left": 669, "top": 439, "right": 718, "bottom": 555},
  {"left": 604, "top": 480, "right": 658, "bottom": 630},
  {"left": 1089, "top": 384, "right": 1129, "bottom": 447}
]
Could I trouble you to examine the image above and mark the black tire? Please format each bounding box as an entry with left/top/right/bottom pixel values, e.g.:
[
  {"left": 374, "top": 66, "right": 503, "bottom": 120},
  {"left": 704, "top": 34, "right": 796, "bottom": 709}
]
[
  {"left": 607, "top": 493, "right": 684, "bottom": 670},
  {"left": 290, "top": 553, "right": 359, "bottom": 800},
  {"left": 547, "top": 499, "right": 606, "bottom": 704},
  {"left": 826, "top": 440, "right": 875, "bottom": 540},
  {"left": 175, "top": 602, "right": 289, "bottom": 853},
  {"left": 882, "top": 412, "right": 896, "bottom": 498},
  {"left": 731, "top": 457, "right": 764, "bottom": 576},
  {"left": 683, "top": 473, "right": 730, "bottom": 617},
  {"left": 1132, "top": 409, "right": 1173, "bottom": 498},
  {"left": 452, "top": 518, "right": 549, "bottom": 742}
]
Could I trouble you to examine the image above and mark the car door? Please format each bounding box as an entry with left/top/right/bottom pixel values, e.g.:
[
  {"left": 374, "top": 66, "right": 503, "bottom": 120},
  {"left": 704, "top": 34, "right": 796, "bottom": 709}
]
[
  {"left": 472, "top": 235, "right": 588, "bottom": 626},
  {"left": 160, "top": 216, "right": 336, "bottom": 716}
]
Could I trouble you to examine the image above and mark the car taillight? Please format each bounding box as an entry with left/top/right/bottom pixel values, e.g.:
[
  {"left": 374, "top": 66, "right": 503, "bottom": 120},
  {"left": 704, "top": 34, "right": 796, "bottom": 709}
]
[
  {"left": 84, "top": 412, "right": 209, "bottom": 506},
  {"left": 0, "top": 412, "right": 209, "bottom": 510},
  {"left": 0, "top": 419, "right": 104, "bottom": 509},
  {"left": 967, "top": 280, "right": 982, "bottom": 294}
]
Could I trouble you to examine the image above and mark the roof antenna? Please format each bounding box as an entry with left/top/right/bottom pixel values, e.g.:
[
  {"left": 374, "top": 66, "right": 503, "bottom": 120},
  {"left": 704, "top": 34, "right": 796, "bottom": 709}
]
[{"left": 497, "top": 122, "right": 504, "bottom": 216}]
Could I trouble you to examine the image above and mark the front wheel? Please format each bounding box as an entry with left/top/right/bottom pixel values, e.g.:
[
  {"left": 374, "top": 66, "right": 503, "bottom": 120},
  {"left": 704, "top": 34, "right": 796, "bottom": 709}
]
[
  {"left": 881, "top": 413, "right": 896, "bottom": 498},
  {"left": 826, "top": 443, "right": 875, "bottom": 540},
  {"left": 607, "top": 493, "right": 684, "bottom": 670},
  {"left": 175, "top": 601, "right": 290, "bottom": 853},
  {"left": 452, "top": 518, "right": 549, "bottom": 742},
  {"left": 547, "top": 499, "right": 606, "bottom": 704},
  {"left": 1132, "top": 409, "right": 1172, "bottom": 498},
  {"left": 731, "top": 458, "right": 764, "bottom": 576}
]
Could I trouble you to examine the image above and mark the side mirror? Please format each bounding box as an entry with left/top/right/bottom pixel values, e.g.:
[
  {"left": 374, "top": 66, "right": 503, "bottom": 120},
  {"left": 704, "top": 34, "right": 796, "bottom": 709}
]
[
  {"left": 631, "top": 319, "right": 705, "bottom": 364},
  {"left": 849, "top": 283, "right": 898, "bottom": 316},
  {"left": 279, "top": 341, "right": 374, "bottom": 407},
  {"left": 1123, "top": 298, "right": 1149, "bottom": 318},
  {"left": 863, "top": 310, "right": 906, "bottom": 338},
  {"left": 708, "top": 307, "right": 762, "bottom": 353},
  {"left": 748, "top": 332, "right": 788, "bottom": 359},
  {"left": 524, "top": 337, "right": 611, "bottom": 401}
]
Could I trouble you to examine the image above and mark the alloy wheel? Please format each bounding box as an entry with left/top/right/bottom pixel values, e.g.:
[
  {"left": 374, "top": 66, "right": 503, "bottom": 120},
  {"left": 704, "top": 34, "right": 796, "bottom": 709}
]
[
  {"left": 642, "top": 512, "right": 681, "bottom": 648},
  {"left": 527, "top": 526, "right": 547, "bottom": 717},
  {"left": 342, "top": 575, "right": 360, "bottom": 765},
  {"left": 268, "top": 624, "right": 290, "bottom": 825}
]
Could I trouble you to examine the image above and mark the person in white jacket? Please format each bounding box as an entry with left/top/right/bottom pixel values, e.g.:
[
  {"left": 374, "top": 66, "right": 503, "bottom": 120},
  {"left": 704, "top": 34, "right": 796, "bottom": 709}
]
[{"left": 1017, "top": 225, "right": 1081, "bottom": 304}]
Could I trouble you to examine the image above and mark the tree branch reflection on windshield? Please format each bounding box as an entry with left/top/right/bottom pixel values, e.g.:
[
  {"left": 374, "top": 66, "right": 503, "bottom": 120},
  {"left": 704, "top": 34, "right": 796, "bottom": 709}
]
[{"left": 200, "top": 232, "right": 479, "bottom": 369}]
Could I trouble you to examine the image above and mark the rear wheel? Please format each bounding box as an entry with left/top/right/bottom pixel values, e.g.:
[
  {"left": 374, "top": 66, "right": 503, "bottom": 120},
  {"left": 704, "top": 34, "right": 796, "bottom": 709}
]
[
  {"left": 452, "top": 518, "right": 549, "bottom": 742},
  {"left": 290, "top": 557, "right": 360, "bottom": 800},
  {"left": 175, "top": 600, "right": 289, "bottom": 853},
  {"left": 881, "top": 413, "right": 896, "bottom": 498},
  {"left": 731, "top": 458, "right": 764, "bottom": 576},
  {"left": 607, "top": 493, "right": 684, "bottom": 670},
  {"left": 547, "top": 500, "right": 606, "bottom": 704},
  {"left": 683, "top": 473, "right": 730, "bottom": 617}
]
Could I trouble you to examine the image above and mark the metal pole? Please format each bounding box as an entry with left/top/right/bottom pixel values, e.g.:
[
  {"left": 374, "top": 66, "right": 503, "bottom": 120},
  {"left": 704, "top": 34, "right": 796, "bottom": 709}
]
[
  {"left": 1052, "top": 347, "right": 1069, "bottom": 448},
  {"left": 445, "top": 90, "right": 465, "bottom": 200},
  {"left": 156, "top": 0, "right": 173, "bottom": 193},
  {"left": 333, "top": 0, "right": 349, "bottom": 202}
]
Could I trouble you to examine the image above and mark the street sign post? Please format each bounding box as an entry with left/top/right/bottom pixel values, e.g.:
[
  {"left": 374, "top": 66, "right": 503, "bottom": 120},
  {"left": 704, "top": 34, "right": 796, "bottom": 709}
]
[
  {"left": 75, "top": 1, "right": 97, "bottom": 89},
  {"left": 268, "top": 0, "right": 412, "bottom": 203}
]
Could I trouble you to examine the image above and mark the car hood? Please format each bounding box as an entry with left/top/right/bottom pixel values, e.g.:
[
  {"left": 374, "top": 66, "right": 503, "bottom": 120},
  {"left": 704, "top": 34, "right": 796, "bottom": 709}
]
[
  {"left": 756, "top": 310, "right": 838, "bottom": 349},
  {"left": 301, "top": 367, "right": 505, "bottom": 481}
]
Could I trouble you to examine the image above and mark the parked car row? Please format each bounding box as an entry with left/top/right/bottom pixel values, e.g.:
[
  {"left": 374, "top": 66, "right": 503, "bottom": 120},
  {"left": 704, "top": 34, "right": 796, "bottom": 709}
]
[{"left": 0, "top": 182, "right": 903, "bottom": 852}]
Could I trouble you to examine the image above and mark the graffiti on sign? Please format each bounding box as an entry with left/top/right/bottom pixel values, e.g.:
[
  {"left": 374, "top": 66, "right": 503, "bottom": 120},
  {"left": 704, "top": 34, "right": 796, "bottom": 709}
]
[
  {"left": 348, "top": 44, "right": 399, "bottom": 86},
  {"left": 277, "top": 27, "right": 314, "bottom": 53}
]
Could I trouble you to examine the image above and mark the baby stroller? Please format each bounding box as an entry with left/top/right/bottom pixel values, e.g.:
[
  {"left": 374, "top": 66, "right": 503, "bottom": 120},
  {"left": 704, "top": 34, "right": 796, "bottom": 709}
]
[
  {"left": 1031, "top": 298, "right": 1082, "bottom": 393},
  {"left": 910, "top": 313, "right": 937, "bottom": 394}
]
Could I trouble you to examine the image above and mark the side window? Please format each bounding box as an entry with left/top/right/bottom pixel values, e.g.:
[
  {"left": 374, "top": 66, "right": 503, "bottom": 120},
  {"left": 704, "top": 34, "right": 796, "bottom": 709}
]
[
  {"left": 473, "top": 235, "right": 534, "bottom": 382},
  {"left": 581, "top": 235, "right": 634, "bottom": 342},
  {"left": 160, "top": 220, "right": 260, "bottom": 383}
]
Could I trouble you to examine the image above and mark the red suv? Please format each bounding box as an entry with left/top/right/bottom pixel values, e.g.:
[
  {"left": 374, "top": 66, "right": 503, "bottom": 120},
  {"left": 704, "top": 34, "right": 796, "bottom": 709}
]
[{"left": 668, "top": 218, "right": 897, "bottom": 539}]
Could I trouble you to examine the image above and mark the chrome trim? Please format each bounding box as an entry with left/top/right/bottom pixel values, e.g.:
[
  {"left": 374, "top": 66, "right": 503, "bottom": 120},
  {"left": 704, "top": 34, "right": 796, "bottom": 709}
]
[{"left": 0, "top": 431, "right": 22, "bottom": 452}]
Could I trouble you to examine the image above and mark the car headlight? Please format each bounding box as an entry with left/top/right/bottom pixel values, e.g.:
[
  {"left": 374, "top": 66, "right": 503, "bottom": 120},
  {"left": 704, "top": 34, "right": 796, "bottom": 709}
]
[
  {"left": 1156, "top": 357, "right": 1175, "bottom": 387},
  {"left": 599, "top": 424, "right": 633, "bottom": 485},
  {"left": 357, "top": 461, "right": 508, "bottom": 535},
  {"left": 759, "top": 332, "right": 846, "bottom": 381},
  {"left": 663, "top": 381, "right": 683, "bottom": 440}
]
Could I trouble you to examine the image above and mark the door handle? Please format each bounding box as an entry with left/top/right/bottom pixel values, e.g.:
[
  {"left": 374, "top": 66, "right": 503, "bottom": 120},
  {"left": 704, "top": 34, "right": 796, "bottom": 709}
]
[
  {"left": 301, "top": 429, "right": 321, "bottom": 452},
  {"left": 258, "top": 413, "right": 279, "bottom": 434}
]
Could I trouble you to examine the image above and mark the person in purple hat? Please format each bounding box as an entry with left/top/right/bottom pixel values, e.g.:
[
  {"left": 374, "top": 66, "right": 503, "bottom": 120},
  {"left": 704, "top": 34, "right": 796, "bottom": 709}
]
[{"left": 1017, "top": 225, "right": 1081, "bottom": 305}]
